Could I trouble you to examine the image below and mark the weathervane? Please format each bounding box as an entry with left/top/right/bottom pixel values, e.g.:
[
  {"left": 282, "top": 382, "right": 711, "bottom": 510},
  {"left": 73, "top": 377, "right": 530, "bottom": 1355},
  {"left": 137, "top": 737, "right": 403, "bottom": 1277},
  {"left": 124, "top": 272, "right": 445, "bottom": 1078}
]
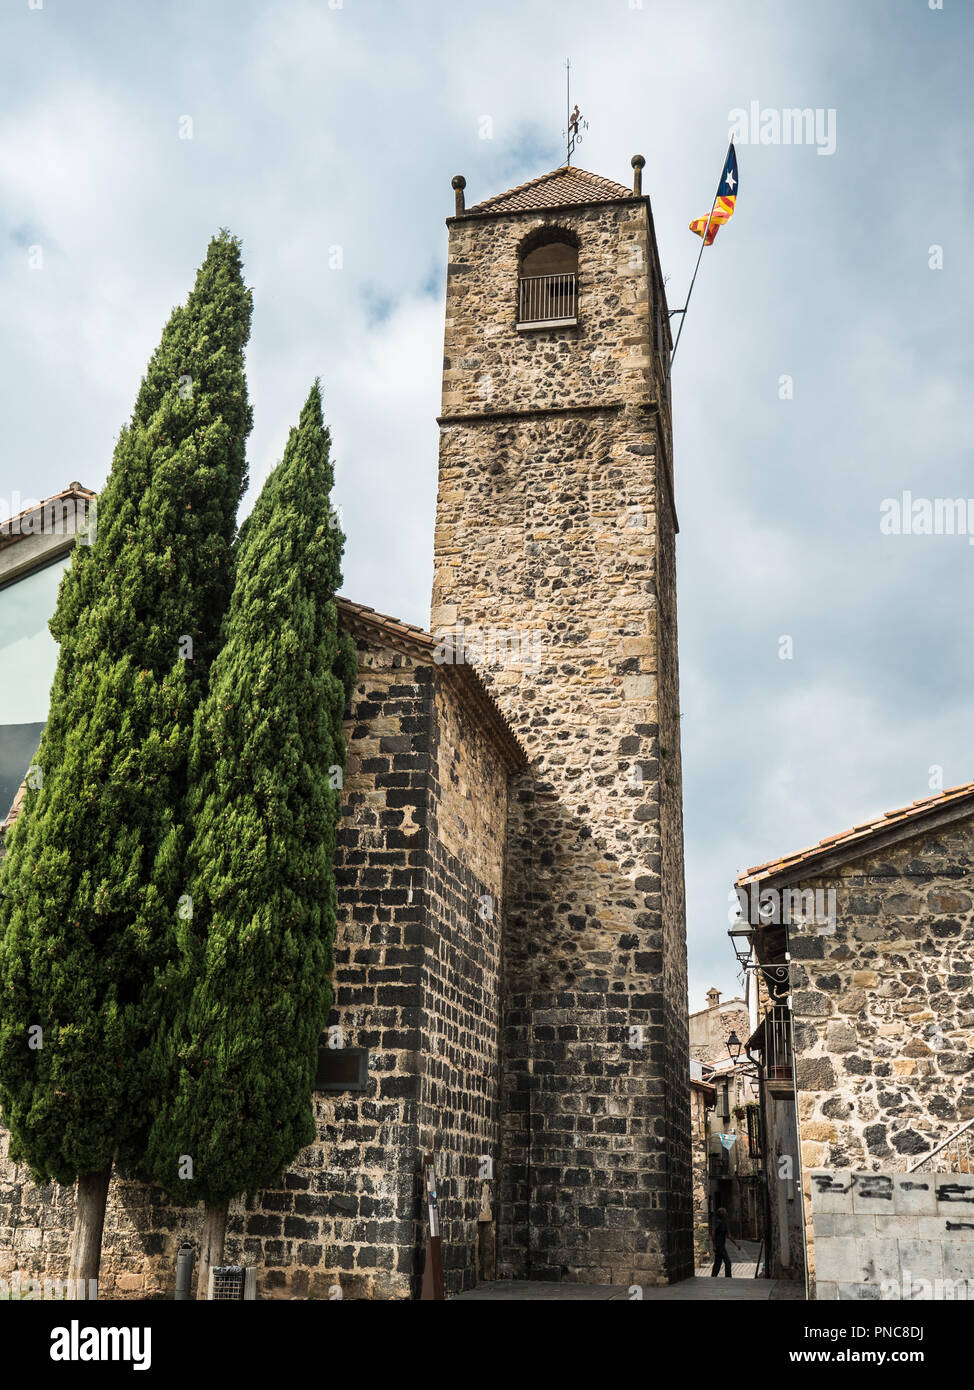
[{"left": 564, "top": 59, "right": 588, "bottom": 165}]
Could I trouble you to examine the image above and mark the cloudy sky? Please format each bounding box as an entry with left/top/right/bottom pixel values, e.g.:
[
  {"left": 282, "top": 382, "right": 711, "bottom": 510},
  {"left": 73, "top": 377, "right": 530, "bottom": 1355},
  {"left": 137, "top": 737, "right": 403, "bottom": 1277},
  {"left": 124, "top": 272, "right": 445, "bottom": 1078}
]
[{"left": 2, "top": 0, "right": 971, "bottom": 1011}]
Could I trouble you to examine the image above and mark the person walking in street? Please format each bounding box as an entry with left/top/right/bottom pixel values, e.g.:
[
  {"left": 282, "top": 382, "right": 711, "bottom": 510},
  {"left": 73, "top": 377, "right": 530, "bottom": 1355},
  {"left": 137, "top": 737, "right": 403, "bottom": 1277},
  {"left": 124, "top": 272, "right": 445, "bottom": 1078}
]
[{"left": 710, "top": 1207, "right": 742, "bottom": 1277}]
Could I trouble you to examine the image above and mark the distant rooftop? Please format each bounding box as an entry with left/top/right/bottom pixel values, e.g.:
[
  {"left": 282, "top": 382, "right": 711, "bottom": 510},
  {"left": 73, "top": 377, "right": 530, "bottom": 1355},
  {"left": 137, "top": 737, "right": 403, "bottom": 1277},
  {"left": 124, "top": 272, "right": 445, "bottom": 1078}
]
[
  {"left": 0, "top": 483, "right": 96, "bottom": 552},
  {"left": 738, "top": 779, "right": 974, "bottom": 886}
]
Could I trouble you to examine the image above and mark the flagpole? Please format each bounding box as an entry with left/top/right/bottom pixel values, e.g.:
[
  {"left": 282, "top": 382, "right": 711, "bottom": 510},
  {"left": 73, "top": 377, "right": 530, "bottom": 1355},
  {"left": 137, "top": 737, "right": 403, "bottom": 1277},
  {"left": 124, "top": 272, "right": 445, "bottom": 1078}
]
[{"left": 665, "top": 141, "right": 733, "bottom": 387}]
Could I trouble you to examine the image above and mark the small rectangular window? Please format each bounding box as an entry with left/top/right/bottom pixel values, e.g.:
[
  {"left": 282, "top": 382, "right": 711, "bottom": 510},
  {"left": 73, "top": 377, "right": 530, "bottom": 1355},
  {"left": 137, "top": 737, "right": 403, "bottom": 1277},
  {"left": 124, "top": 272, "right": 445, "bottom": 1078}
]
[{"left": 314, "top": 1045, "right": 369, "bottom": 1092}]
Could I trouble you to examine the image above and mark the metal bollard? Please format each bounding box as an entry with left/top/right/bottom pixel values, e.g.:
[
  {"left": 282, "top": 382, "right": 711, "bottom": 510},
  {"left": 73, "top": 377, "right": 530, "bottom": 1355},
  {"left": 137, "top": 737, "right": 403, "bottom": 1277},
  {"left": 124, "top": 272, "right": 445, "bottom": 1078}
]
[{"left": 174, "top": 1242, "right": 195, "bottom": 1301}]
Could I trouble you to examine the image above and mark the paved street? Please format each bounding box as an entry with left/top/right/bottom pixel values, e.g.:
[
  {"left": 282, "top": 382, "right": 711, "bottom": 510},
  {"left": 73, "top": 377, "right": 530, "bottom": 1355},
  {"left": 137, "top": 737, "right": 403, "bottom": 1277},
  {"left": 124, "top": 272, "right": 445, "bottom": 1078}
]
[
  {"left": 697, "top": 1236, "right": 765, "bottom": 1277},
  {"left": 454, "top": 1240, "right": 806, "bottom": 1301},
  {"left": 454, "top": 1275, "right": 804, "bottom": 1301}
]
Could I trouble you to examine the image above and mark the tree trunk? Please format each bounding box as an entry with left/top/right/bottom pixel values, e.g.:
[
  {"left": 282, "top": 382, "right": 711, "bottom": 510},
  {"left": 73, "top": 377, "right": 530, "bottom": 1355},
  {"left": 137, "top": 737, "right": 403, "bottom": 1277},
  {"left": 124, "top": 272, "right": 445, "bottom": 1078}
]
[
  {"left": 196, "top": 1201, "right": 229, "bottom": 1300},
  {"left": 69, "top": 1165, "right": 112, "bottom": 1294}
]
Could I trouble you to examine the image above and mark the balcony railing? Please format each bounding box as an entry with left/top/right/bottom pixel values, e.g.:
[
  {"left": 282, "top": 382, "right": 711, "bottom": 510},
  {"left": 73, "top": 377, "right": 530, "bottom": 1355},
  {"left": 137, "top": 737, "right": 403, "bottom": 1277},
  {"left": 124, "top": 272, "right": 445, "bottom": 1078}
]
[
  {"left": 746, "top": 1102, "right": 763, "bottom": 1158},
  {"left": 708, "top": 1152, "right": 730, "bottom": 1179},
  {"left": 765, "top": 1004, "right": 793, "bottom": 1082},
  {"left": 518, "top": 273, "right": 577, "bottom": 327}
]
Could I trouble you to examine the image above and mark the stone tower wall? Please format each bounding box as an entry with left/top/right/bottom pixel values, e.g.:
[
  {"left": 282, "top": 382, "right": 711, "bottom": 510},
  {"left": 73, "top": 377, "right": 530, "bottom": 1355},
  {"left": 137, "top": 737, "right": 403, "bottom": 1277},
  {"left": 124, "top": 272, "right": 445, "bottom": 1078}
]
[
  {"left": 655, "top": 467, "right": 692, "bottom": 1278},
  {"left": 432, "top": 192, "right": 691, "bottom": 1284},
  {"left": 440, "top": 201, "right": 665, "bottom": 417}
]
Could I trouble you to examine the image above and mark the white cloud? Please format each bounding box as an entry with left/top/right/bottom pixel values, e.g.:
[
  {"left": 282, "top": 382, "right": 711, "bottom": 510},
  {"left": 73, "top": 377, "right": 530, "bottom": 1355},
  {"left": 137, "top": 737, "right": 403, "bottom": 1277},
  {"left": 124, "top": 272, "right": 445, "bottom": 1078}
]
[{"left": 2, "top": 0, "right": 972, "bottom": 1006}]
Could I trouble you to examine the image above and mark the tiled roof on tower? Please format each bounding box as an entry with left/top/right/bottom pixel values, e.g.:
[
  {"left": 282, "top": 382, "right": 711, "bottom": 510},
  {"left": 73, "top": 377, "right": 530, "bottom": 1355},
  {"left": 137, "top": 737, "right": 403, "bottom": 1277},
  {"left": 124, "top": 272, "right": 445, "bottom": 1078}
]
[{"left": 463, "top": 164, "right": 634, "bottom": 216}]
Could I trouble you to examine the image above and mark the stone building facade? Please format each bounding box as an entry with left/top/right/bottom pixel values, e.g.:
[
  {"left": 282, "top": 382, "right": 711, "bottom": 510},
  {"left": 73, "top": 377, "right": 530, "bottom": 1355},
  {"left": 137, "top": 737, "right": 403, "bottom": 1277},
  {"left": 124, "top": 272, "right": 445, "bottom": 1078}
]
[
  {"left": 432, "top": 164, "right": 691, "bottom": 1285},
  {"left": 735, "top": 782, "right": 974, "bottom": 1295},
  {"left": 687, "top": 992, "right": 761, "bottom": 1262},
  {"left": 0, "top": 598, "right": 525, "bottom": 1299},
  {"left": 0, "top": 158, "right": 693, "bottom": 1297},
  {"left": 689, "top": 1066, "right": 715, "bottom": 1265},
  {"left": 689, "top": 988, "right": 749, "bottom": 1066}
]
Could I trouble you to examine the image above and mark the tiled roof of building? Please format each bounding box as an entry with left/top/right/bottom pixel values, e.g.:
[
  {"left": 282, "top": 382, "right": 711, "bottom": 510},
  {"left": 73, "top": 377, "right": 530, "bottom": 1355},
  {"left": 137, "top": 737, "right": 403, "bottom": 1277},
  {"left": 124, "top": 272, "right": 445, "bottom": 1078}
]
[
  {"left": 0, "top": 599, "right": 529, "bottom": 834},
  {"left": 464, "top": 165, "right": 633, "bottom": 216},
  {"left": 737, "top": 779, "right": 974, "bottom": 886},
  {"left": 690, "top": 1077, "right": 716, "bottom": 1097},
  {"left": 0, "top": 483, "right": 97, "bottom": 552},
  {"left": 336, "top": 597, "right": 528, "bottom": 773}
]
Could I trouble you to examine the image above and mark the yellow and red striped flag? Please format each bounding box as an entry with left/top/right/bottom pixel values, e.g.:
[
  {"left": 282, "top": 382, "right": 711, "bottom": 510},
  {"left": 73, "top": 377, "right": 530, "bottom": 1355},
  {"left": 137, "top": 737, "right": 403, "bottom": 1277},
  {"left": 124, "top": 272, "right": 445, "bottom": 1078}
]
[{"left": 690, "top": 143, "right": 738, "bottom": 245}]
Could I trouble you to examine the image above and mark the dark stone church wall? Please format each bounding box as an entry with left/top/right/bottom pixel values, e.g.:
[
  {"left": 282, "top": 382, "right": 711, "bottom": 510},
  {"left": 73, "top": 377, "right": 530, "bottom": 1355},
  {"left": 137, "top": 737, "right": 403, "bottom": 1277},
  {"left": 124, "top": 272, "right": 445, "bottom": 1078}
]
[
  {"left": 415, "top": 676, "right": 507, "bottom": 1296},
  {"left": 0, "top": 640, "right": 435, "bottom": 1299},
  {"left": 0, "top": 636, "right": 515, "bottom": 1300},
  {"left": 284, "top": 639, "right": 433, "bottom": 1299}
]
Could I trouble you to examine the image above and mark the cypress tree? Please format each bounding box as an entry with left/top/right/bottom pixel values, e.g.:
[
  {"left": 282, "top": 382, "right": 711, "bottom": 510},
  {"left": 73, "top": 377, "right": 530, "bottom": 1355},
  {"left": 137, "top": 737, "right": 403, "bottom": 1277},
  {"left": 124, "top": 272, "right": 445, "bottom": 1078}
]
[
  {"left": 0, "top": 232, "right": 253, "bottom": 1283},
  {"left": 143, "top": 382, "right": 355, "bottom": 1296}
]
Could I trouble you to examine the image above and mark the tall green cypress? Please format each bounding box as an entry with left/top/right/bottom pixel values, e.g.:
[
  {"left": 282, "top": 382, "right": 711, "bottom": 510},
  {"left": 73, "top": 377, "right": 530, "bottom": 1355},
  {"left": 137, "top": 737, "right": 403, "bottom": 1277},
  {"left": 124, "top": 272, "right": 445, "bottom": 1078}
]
[
  {"left": 0, "top": 232, "right": 252, "bottom": 1282},
  {"left": 143, "top": 382, "right": 355, "bottom": 1294}
]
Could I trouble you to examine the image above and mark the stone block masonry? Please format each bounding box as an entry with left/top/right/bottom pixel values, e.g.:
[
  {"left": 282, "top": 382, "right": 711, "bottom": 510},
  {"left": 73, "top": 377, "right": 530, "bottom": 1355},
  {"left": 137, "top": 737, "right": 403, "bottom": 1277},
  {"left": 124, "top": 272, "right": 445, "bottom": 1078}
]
[
  {"left": 414, "top": 676, "right": 509, "bottom": 1292},
  {"left": 0, "top": 617, "right": 520, "bottom": 1299},
  {"left": 811, "top": 1169, "right": 974, "bottom": 1299}
]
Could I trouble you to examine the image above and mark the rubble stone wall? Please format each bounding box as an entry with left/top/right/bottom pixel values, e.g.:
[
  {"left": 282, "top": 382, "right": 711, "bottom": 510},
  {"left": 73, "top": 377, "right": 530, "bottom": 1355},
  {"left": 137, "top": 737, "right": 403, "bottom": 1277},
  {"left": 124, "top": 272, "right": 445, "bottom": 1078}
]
[
  {"left": 787, "top": 817, "right": 974, "bottom": 1288},
  {"left": 433, "top": 192, "right": 691, "bottom": 1285}
]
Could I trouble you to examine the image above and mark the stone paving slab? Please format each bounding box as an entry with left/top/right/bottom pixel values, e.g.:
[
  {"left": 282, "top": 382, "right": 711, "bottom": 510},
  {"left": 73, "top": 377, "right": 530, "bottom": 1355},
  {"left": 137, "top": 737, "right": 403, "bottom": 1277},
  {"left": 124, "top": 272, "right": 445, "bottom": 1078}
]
[
  {"left": 454, "top": 1281, "right": 628, "bottom": 1301},
  {"left": 453, "top": 1276, "right": 804, "bottom": 1301},
  {"left": 696, "top": 1237, "right": 765, "bottom": 1278}
]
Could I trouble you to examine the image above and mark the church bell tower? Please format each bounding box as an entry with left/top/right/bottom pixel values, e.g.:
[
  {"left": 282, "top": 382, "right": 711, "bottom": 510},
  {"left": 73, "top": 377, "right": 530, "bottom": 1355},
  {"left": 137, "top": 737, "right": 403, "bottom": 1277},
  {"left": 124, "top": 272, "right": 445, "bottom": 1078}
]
[{"left": 431, "top": 158, "right": 692, "bottom": 1285}]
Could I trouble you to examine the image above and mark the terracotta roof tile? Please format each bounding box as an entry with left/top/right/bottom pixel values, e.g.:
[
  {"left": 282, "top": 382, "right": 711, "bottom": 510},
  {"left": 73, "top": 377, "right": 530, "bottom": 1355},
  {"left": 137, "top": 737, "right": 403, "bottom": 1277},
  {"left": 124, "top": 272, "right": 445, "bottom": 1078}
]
[
  {"left": 737, "top": 778, "right": 974, "bottom": 886},
  {"left": 464, "top": 165, "right": 633, "bottom": 216},
  {"left": 1, "top": 600, "right": 530, "bottom": 835},
  {"left": 690, "top": 1078, "right": 716, "bottom": 1096},
  {"left": 0, "top": 483, "right": 97, "bottom": 552}
]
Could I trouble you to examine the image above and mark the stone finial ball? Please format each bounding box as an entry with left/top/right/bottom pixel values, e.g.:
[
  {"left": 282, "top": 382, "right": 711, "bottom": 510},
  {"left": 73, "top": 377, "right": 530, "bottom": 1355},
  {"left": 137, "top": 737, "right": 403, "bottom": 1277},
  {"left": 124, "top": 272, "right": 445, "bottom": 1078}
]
[
  {"left": 631, "top": 154, "right": 646, "bottom": 170},
  {"left": 452, "top": 175, "right": 466, "bottom": 190}
]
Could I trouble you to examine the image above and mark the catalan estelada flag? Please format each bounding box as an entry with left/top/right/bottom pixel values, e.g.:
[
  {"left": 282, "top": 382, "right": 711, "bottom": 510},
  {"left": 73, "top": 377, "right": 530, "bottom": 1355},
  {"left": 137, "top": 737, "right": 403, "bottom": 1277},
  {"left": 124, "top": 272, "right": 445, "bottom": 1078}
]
[{"left": 689, "top": 143, "right": 738, "bottom": 245}]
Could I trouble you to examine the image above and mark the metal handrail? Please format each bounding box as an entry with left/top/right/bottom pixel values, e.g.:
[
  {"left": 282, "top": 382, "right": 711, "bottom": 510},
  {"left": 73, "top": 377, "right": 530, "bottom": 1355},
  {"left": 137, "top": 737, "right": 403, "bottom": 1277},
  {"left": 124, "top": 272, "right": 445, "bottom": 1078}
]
[
  {"left": 518, "top": 273, "right": 577, "bottom": 324},
  {"left": 907, "top": 1116, "right": 974, "bottom": 1173}
]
